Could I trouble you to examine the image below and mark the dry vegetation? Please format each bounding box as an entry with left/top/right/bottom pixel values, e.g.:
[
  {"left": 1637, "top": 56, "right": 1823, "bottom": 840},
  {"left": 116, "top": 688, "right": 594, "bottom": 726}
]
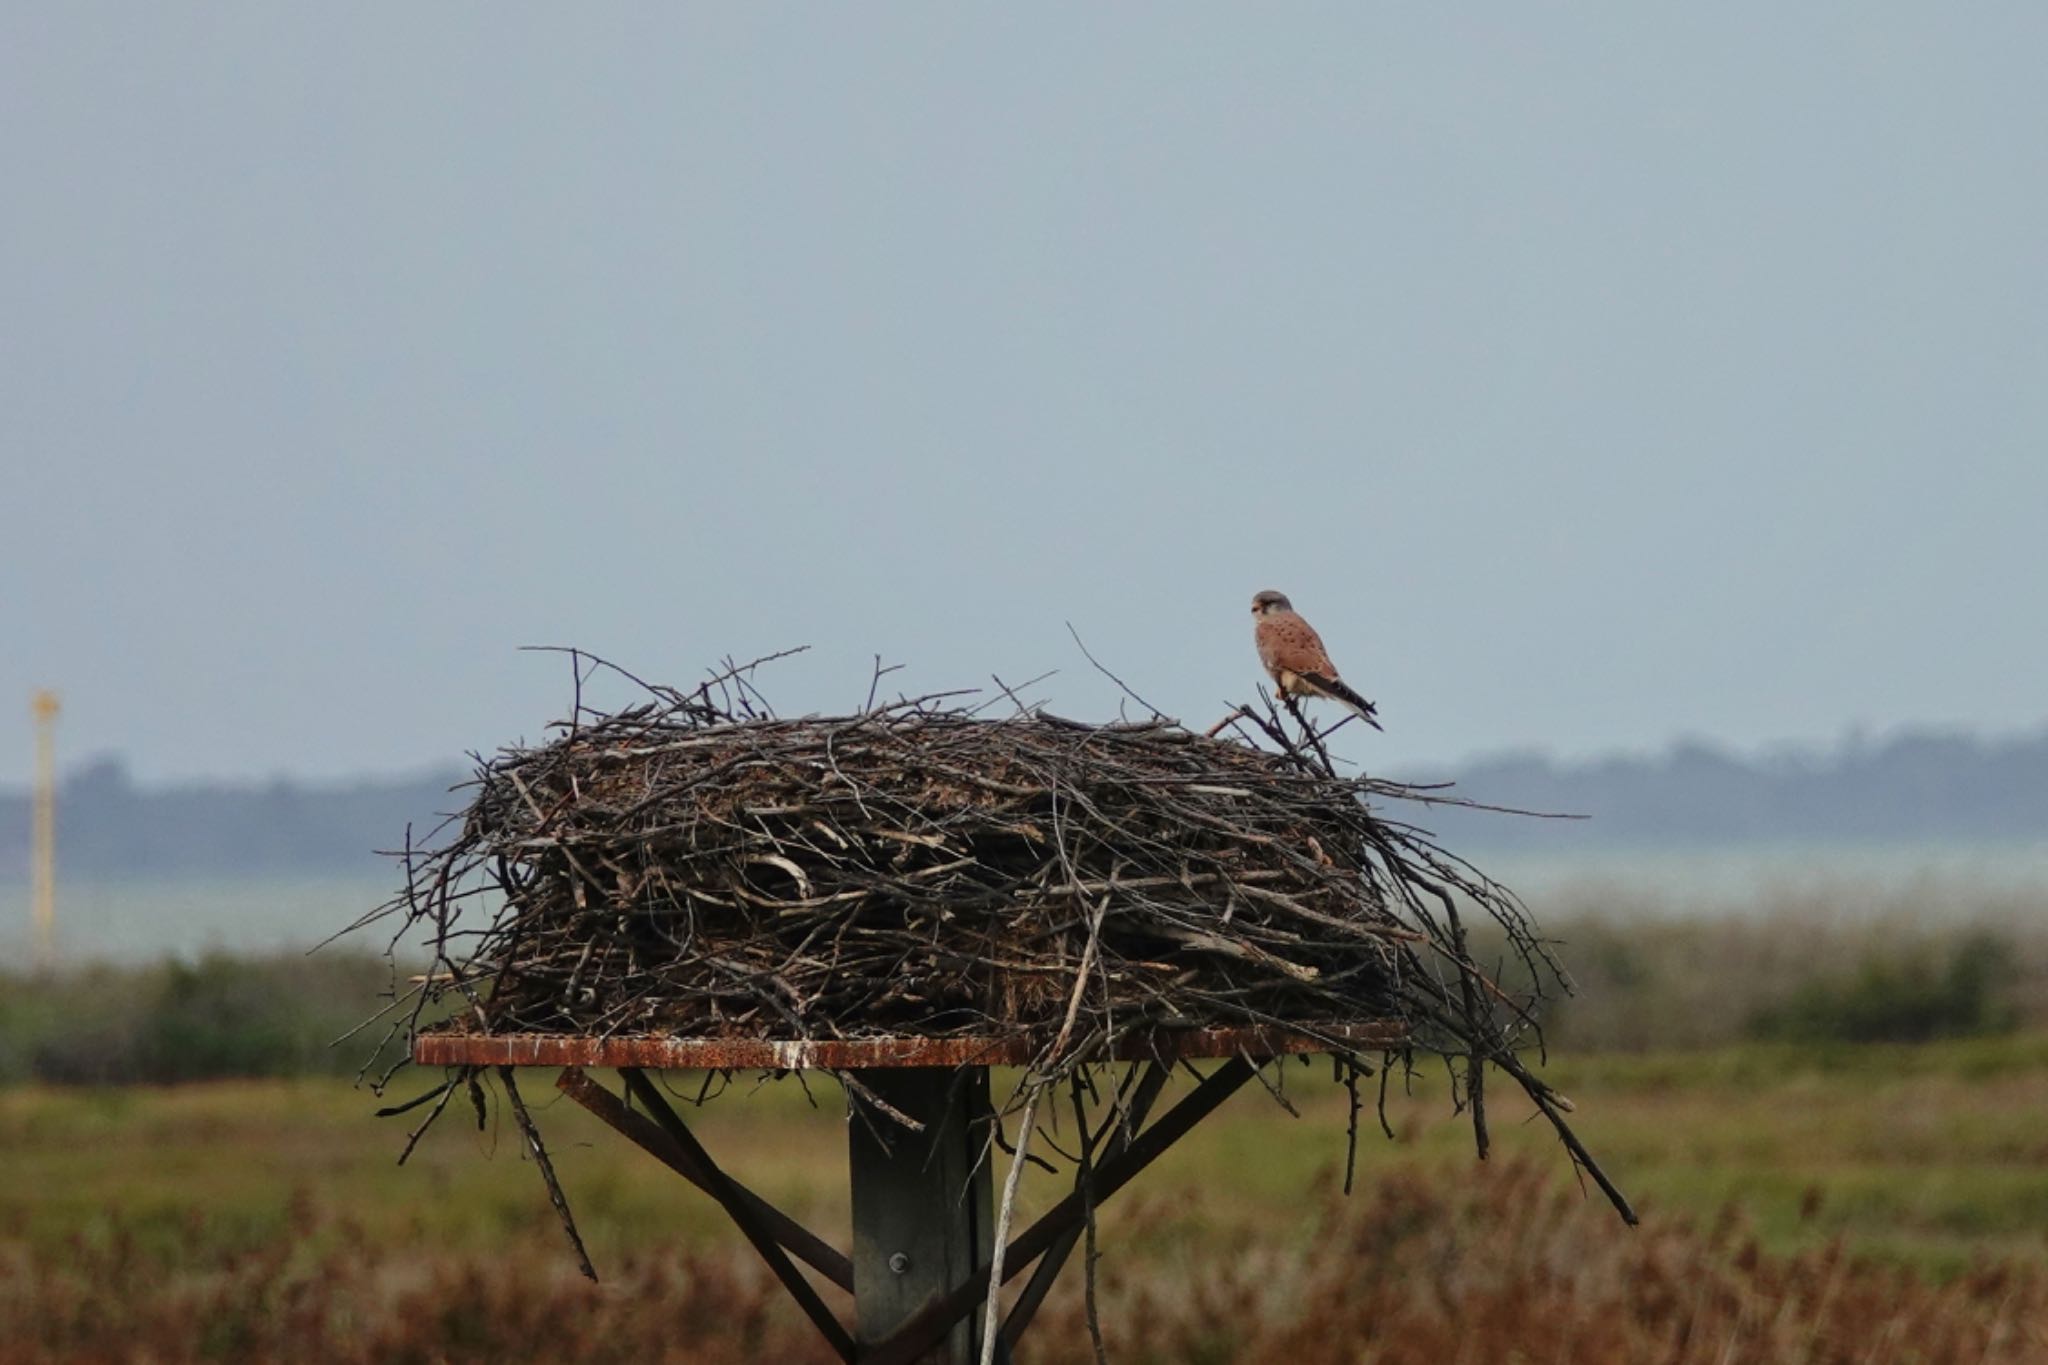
[
  {"left": 7, "top": 1156, "right": 2043, "bottom": 1364},
  {"left": 7, "top": 1026, "right": 2048, "bottom": 1363},
  {"left": 1527, "top": 891, "right": 2048, "bottom": 1051}
]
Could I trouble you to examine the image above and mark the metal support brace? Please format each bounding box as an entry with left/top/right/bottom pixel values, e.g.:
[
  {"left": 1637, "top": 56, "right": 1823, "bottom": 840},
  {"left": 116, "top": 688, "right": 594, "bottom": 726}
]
[
  {"left": 555, "top": 1068, "right": 854, "bottom": 1292},
  {"left": 620, "top": 1068, "right": 859, "bottom": 1362},
  {"left": 1000, "top": 1061, "right": 1171, "bottom": 1346},
  {"left": 545, "top": 1057, "right": 1260, "bottom": 1364}
]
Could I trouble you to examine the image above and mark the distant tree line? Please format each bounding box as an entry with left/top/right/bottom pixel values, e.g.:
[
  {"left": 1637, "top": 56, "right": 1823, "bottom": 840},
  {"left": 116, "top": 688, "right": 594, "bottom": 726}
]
[
  {"left": 0, "top": 758, "right": 465, "bottom": 880},
  {"left": 2, "top": 723, "right": 2046, "bottom": 880},
  {"left": 1414, "top": 726, "right": 2048, "bottom": 849}
]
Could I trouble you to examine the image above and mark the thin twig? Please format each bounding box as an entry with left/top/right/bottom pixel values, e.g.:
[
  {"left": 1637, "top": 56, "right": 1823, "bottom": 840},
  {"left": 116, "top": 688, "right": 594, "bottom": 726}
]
[{"left": 980, "top": 1082, "right": 1044, "bottom": 1365}]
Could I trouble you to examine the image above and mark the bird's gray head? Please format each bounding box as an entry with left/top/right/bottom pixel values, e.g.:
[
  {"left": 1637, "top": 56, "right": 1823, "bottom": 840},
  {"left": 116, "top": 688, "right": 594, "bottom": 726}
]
[{"left": 1251, "top": 590, "right": 1293, "bottom": 616}]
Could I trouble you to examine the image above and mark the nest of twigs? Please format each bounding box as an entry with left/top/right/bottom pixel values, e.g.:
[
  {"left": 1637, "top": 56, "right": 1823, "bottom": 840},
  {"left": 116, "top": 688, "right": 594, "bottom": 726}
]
[{"left": 358, "top": 651, "right": 1632, "bottom": 1229}]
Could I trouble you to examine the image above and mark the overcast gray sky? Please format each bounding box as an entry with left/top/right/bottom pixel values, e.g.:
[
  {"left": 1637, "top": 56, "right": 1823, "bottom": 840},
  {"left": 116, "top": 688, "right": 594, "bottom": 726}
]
[{"left": 3, "top": 6, "right": 2044, "bottom": 787}]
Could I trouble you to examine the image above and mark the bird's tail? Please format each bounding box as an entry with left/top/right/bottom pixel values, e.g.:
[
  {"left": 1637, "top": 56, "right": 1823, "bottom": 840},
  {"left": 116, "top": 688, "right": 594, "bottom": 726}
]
[{"left": 1304, "top": 673, "right": 1384, "bottom": 731}]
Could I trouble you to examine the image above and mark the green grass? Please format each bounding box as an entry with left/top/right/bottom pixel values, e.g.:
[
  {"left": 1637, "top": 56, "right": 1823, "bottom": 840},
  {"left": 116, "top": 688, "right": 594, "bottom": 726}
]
[
  {"left": 8, "top": 1041, "right": 2048, "bottom": 1363},
  {"left": 6, "top": 1033, "right": 2046, "bottom": 1281},
  {"left": 8, "top": 892, "right": 2048, "bottom": 1359}
]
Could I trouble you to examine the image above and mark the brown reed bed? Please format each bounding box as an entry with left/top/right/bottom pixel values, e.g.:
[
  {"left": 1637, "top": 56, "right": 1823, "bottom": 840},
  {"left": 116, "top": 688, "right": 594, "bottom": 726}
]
[{"left": 7, "top": 1158, "right": 2041, "bottom": 1364}]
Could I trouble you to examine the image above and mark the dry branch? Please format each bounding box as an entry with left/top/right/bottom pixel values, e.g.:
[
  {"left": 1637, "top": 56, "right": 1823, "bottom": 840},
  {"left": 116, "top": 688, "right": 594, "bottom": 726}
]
[{"left": 363, "top": 652, "right": 1630, "bottom": 1224}]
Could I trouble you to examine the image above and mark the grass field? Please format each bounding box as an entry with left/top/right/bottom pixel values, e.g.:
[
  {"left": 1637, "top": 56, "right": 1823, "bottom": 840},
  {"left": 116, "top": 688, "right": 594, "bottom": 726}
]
[{"left": 7, "top": 1034, "right": 2048, "bottom": 1362}]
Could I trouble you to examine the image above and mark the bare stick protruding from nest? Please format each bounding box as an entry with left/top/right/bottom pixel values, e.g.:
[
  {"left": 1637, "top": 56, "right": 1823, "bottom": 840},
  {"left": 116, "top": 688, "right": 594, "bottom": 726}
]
[{"left": 358, "top": 650, "right": 1631, "bottom": 1226}]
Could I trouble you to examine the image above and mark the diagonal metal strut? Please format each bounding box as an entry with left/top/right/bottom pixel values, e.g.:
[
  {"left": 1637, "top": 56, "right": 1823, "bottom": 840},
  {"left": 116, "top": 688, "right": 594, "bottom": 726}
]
[
  {"left": 1000, "top": 1061, "right": 1172, "bottom": 1346},
  {"left": 554, "top": 1067, "right": 855, "bottom": 1294},
  {"left": 619, "top": 1068, "right": 858, "bottom": 1363}
]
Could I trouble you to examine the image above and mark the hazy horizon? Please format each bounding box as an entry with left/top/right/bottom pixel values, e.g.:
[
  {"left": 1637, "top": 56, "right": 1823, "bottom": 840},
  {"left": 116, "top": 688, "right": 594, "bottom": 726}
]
[
  {"left": 6, "top": 698, "right": 2048, "bottom": 797},
  {"left": 7, "top": 8, "right": 2046, "bottom": 787}
]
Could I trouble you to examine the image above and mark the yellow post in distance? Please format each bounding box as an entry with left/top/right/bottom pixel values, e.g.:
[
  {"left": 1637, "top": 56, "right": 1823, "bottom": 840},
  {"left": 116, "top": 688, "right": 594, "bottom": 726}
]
[{"left": 31, "top": 690, "right": 59, "bottom": 972}]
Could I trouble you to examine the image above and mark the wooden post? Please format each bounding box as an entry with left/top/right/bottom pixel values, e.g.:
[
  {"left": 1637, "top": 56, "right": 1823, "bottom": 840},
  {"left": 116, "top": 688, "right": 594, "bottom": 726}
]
[{"left": 848, "top": 1067, "right": 997, "bottom": 1364}]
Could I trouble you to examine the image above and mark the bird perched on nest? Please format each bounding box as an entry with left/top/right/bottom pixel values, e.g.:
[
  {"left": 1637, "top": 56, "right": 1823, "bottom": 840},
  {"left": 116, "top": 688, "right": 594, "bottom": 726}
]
[{"left": 1251, "top": 590, "right": 1383, "bottom": 730}]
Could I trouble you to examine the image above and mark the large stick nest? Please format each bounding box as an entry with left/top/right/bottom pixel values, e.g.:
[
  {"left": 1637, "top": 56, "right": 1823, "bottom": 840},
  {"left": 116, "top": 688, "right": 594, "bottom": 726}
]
[{"left": 364, "top": 652, "right": 1631, "bottom": 1224}]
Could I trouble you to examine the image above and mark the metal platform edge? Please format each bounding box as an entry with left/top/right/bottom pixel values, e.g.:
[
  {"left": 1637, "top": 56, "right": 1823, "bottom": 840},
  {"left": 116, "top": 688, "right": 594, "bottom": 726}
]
[{"left": 413, "top": 1021, "right": 1407, "bottom": 1071}]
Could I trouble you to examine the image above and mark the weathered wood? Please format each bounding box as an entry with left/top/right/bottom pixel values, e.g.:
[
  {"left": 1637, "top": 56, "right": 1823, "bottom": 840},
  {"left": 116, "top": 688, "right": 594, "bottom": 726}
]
[
  {"left": 866, "top": 1059, "right": 1257, "bottom": 1365},
  {"left": 848, "top": 1068, "right": 997, "bottom": 1364}
]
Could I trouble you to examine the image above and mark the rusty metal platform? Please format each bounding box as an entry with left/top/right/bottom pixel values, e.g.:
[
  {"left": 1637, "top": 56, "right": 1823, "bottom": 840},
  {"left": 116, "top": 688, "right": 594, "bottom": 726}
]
[{"left": 413, "top": 1020, "right": 1406, "bottom": 1071}]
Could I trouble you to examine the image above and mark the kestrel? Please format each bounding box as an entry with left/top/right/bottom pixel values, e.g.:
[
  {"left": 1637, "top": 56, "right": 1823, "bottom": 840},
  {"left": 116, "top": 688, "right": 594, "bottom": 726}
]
[{"left": 1251, "top": 590, "right": 1382, "bottom": 730}]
